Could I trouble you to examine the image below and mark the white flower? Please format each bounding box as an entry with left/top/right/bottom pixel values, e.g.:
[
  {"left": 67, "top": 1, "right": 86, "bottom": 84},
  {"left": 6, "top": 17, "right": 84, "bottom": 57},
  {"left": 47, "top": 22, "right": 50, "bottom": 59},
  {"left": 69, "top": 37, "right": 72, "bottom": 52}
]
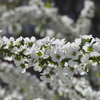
[
  {"left": 24, "top": 44, "right": 39, "bottom": 61},
  {"left": 31, "top": 36, "right": 36, "bottom": 42},
  {"left": 64, "top": 67, "right": 74, "bottom": 77},
  {"left": 21, "top": 68, "right": 26, "bottom": 73},
  {"left": 50, "top": 46, "right": 64, "bottom": 63},
  {"left": 95, "top": 37, "right": 100, "bottom": 42},
  {"left": 43, "top": 48, "right": 51, "bottom": 59},
  {"left": 3, "top": 36, "right": 10, "bottom": 49},
  {"left": 0, "top": 37, "right": 3, "bottom": 46},
  {"left": 14, "top": 58, "right": 28, "bottom": 69},
  {"left": 41, "top": 36, "right": 51, "bottom": 45},
  {"left": 4, "top": 96, "right": 12, "bottom": 100},
  {"left": 46, "top": 29, "right": 55, "bottom": 38},
  {"left": 61, "top": 16, "right": 73, "bottom": 26},
  {"left": 15, "top": 36, "right": 23, "bottom": 44},
  {"left": 78, "top": 64, "right": 87, "bottom": 75},
  {"left": 52, "top": 38, "right": 66, "bottom": 46},
  {"left": 24, "top": 37, "right": 30, "bottom": 44},
  {"left": 0, "top": 88, "right": 5, "bottom": 96},
  {"left": 8, "top": 23, "right": 22, "bottom": 35},
  {"left": 68, "top": 60, "right": 78, "bottom": 68},
  {"left": 66, "top": 46, "right": 80, "bottom": 60},
  {"left": 81, "top": 54, "right": 90, "bottom": 66},
  {"left": 40, "top": 75, "right": 51, "bottom": 82},
  {"left": 34, "top": 62, "right": 42, "bottom": 72},
  {"left": 93, "top": 42, "right": 100, "bottom": 55},
  {"left": 4, "top": 54, "right": 14, "bottom": 61},
  {"left": 56, "top": 65, "right": 64, "bottom": 76},
  {"left": 72, "top": 38, "right": 82, "bottom": 46},
  {"left": 81, "top": 0, "right": 94, "bottom": 18},
  {"left": 64, "top": 60, "right": 78, "bottom": 77},
  {"left": 80, "top": 35, "right": 92, "bottom": 39},
  {"left": 90, "top": 51, "right": 99, "bottom": 57},
  {"left": 68, "top": 90, "right": 78, "bottom": 99},
  {"left": 0, "top": 29, "right": 3, "bottom": 33},
  {"left": 82, "top": 42, "right": 92, "bottom": 52}
]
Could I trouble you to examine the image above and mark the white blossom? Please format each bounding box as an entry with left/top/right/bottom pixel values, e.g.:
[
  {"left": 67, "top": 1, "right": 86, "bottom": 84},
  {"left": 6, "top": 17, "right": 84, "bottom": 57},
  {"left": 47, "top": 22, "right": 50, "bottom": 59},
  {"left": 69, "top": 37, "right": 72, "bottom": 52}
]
[
  {"left": 66, "top": 46, "right": 80, "bottom": 60},
  {"left": 50, "top": 46, "right": 64, "bottom": 63}
]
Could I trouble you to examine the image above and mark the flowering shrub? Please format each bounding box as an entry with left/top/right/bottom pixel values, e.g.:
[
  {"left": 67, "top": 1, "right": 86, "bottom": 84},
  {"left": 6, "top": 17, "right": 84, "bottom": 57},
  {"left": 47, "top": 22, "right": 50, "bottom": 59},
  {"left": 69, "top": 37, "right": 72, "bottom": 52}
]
[
  {"left": 0, "top": 60, "right": 100, "bottom": 100},
  {"left": 51, "top": 77, "right": 100, "bottom": 100},
  {"left": 0, "top": 0, "right": 99, "bottom": 100},
  {"left": 0, "top": 0, "right": 95, "bottom": 40}
]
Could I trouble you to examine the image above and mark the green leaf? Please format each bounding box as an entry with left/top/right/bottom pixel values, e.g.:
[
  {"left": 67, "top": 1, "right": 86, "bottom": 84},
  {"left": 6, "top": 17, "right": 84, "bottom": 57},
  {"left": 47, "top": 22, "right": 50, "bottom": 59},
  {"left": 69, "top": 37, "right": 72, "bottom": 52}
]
[
  {"left": 84, "top": 66, "right": 88, "bottom": 72},
  {"left": 60, "top": 62, "right": 65, "bottom": 68},
  {"left": 28, "top": 42, "right": 33, "bottom": 47},
  {"left": 88, "top": 46, "right": 93, "bottom": 52},
  {"left": 8, "top": 42, "right": 14, "bottom": 49},
  {"left": 95, "top": 73, "right": 100, "bottom": 77},
  {"left": 27, "top": 96, "right": 32, "bottom": 100},
  {"left": 7, "top": 53, "right": 12, "bottom": 57},
  {"left": 15, "top": 56, "right": 21, "bottom": 61},
  {"left": 40, "top": 45, "right": 43, "bottom": 50},
  {"left": 20, "top": 63, "right": 26, "bottom": 69},
  {"left": 22, "top": 87, "right": 27, "bottom": 92},
  {"left": 86, "top": 39, "right": 91, "bottom": 42},
  {"left": 45, "top": 74, "right": 51, "bottom": 78},
  {"left": 0, "top": 50, "right": 3, "bottom": 54},
  {"left": 45, "top": 3, "right": 51, "bottom": 8}
]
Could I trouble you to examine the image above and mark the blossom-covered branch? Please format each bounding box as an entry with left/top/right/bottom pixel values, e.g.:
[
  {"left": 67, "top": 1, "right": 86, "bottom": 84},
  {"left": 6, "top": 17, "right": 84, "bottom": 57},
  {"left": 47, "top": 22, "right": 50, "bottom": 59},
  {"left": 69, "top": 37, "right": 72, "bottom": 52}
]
[{"left": 0, "top": 35, "right": 100, "bottom": 84}]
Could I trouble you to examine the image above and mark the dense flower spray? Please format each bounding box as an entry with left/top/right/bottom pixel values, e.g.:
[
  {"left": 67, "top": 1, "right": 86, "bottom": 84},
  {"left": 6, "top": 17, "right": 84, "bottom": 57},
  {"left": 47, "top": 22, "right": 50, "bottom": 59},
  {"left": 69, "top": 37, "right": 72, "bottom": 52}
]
[{"left": 0, "top": 35, "right": 100, "bottom": 84}]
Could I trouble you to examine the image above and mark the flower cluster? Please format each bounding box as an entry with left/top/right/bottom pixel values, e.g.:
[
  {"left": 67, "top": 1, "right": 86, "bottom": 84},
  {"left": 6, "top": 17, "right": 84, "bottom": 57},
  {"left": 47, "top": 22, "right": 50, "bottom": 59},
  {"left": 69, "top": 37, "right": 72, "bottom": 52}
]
[
  {"left": 0, "top": 61, "right": 100, "bottom": 100},
  {"left": 50, "top": 77, "right": 100, "bottom": 100},
  {"left": 0, "top": 61, "right": 55, "bottom": 100},
  {"left": 75, "top": 0, "right": 95, "bottom": 36},
  {"left": 0, "top": 35, "right": 100, "bottom": 84},
  {"left": 0, "top": 85, "right": 45, "bottom": 100},
  {"left": 0, "top": 0, "right": 95, "bottom": 41},
  {"left": 0, "top": 86, "right": 24, "bottom": 100}
]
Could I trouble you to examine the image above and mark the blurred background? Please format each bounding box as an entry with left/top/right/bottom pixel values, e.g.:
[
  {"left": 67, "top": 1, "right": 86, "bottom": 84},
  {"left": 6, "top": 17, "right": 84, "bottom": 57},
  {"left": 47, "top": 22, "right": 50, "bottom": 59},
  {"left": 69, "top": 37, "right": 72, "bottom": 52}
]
[{"left": 0, "top": 0, "right": 100, "bottom": 37}]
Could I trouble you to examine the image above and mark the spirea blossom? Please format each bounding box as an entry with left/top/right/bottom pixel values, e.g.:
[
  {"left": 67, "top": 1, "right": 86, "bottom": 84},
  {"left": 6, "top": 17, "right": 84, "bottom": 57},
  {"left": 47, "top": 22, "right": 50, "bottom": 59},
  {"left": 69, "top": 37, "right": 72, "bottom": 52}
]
[
  {"left": 50, "top": 46, "right": 64, "bottom": 63},
  {"left": 0, "top": 35, "right": 100, "bottom": 84}
]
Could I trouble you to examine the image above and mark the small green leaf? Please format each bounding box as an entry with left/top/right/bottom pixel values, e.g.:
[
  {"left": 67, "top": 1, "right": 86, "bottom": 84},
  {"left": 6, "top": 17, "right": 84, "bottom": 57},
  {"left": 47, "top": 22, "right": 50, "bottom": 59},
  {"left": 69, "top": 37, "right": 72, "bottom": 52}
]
[
  {"left": 0, "top": 50, "right": 3, "bottom": 54},
  {"left": 15, "top": 56, "right": 21, "bottom": 61},
  {"left": 7, "top": 53, "right": 12, "bottom": 57},
  {"left": 45, "top": 74, "right": 51, "bottom": 78},
  {"left": 20, "top": 63, "right": 26, "bottom": 69},
  {"left": 88, "top": 46, "right": 93, "bottom": 52},
  {"left": 45, "top": 3, "right": 51, "bottom": 8},
  {"left": 22, "top": 87, "right": 27, "bottom": 92},
  {"left": 40, "top": 45, "right": 43, "bottom": 50},
  {"left": 95, "top": 73, "right": 100, "bottom": 77},
  {"left": 86, "top": 39, "right": 91, "bottom": 42},
  {"left": 84, "top": 66, "right": 88, "bottom": 72},
  {"left": 28, "top": 42, "right": 33, "bottom": 47},
  {"left": 27, "top": 96, "right": 32, "bottom": 100}
]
